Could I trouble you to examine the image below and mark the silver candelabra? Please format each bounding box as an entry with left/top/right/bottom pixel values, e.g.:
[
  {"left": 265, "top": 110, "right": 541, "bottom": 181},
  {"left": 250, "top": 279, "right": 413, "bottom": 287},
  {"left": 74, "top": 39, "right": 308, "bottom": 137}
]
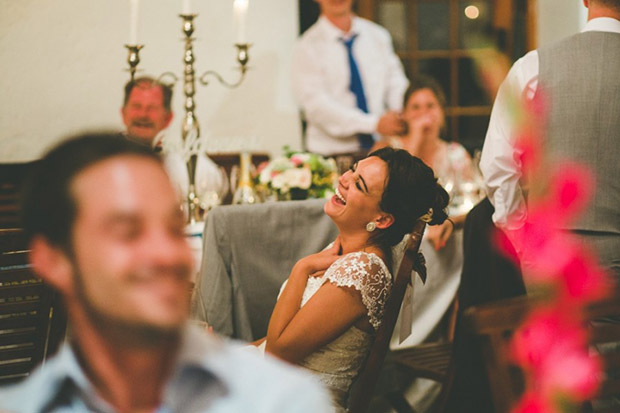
[{"left": 124, "top": 13, "right": 251, "bottom": 223}]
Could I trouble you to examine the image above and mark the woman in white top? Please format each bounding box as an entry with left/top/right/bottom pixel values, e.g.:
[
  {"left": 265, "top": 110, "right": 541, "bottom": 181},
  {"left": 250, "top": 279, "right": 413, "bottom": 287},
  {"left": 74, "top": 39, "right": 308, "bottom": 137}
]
[
  {"left": 373, "top": 76, "right": 483, "bottom": 251},
  {"left": 255, "top": 148, "right": 449, "bottom": 411}
]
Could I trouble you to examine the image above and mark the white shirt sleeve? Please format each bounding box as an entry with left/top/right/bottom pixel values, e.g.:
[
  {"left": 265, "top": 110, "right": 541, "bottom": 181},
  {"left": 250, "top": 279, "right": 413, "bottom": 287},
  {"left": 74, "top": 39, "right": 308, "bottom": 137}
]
[
  {"left": 379, "top": 30, "right": 409, "bottom": 112},
  {"left": 291, "top": 40, "right": 379, "bottom": 138},
  {"left": 480, "top": 50, "right": 539, "bottom": 232}
]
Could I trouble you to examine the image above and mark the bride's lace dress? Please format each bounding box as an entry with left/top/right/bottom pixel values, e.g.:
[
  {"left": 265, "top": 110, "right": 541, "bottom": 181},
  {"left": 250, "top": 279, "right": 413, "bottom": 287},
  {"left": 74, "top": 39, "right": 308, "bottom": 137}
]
[{"left": 264, "top": 251, "right": 392, "bottom": 411}]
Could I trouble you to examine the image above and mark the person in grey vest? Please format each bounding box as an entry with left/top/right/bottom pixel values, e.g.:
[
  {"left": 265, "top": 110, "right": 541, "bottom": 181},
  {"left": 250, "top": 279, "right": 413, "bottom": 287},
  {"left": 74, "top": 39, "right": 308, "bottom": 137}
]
[{"left": 479, "top": 0, "right": 620, "bottom": 279}]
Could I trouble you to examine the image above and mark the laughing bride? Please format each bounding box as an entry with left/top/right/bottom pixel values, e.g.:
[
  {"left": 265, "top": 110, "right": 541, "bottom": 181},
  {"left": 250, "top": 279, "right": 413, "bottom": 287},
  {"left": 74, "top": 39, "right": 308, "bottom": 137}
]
[{"left": 254, "top": 148, "right": 449, "bottom": 411}]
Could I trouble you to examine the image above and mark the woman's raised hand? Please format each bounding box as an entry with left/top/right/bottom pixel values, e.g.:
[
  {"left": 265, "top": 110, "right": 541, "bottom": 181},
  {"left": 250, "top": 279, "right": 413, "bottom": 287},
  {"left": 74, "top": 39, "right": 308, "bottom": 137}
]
[
  {"left": 408, "top": 115, "right": 435, "bottom": 138},
  {"left": 298, "top": 236, "right": 342, "bottom": 276}
]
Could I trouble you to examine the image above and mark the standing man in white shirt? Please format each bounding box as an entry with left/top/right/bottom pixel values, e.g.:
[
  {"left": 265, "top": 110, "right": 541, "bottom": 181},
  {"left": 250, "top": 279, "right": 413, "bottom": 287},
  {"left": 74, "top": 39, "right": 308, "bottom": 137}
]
[
  {"left": 480, "top": 0, "right": 620, "bottom": 277},
  {"left": 292, "top": 0, "right": 409, "bottom": 156}
]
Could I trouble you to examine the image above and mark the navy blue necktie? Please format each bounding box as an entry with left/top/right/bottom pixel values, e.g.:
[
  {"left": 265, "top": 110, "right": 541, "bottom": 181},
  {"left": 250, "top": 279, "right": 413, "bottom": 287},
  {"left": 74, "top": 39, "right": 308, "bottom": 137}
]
[{"left": 342, "top": 35, "right": 374, "bottom": 150}]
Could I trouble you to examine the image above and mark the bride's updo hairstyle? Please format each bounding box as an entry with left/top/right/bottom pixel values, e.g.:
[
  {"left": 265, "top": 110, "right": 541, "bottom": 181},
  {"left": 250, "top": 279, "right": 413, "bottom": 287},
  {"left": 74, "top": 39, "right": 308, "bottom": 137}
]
[{"left": 368, "top": 147, "right": 449, "bottom": 250}]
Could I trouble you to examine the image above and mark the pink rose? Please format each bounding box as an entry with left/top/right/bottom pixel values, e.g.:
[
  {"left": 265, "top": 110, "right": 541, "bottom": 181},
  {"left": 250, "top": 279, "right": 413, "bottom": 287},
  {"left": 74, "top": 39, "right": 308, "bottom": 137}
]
[
  {"left": 511, "top": 308, "right": 585, "bottom": 371},
  {"left": 540, "top": 346, "right": 601, "bottom": 400},
  {"left": 512, "top": 392, "right": 556, "bottom": 413}
]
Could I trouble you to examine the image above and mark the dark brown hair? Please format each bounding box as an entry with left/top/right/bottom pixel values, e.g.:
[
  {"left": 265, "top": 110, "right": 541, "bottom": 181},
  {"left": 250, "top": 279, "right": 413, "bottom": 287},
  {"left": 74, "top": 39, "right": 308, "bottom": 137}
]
[
  {"left": 368, "top": 147, "right": 449, "bottom": 251},
  {"left": 123, "top": 76, "right": 173, "bottom": 112},
  {"left": 403, "top": 75, "right": 447, "bottom": 112},
  {"left": 21, "top": 133, "right": 161, "bottom": 251}
]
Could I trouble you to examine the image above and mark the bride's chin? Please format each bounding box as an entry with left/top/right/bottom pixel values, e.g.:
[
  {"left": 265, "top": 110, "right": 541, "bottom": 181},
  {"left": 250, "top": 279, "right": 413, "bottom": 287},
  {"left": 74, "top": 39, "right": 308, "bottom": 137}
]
[{"left": 324, "top": 205, "right": 341, "bottom": 222}]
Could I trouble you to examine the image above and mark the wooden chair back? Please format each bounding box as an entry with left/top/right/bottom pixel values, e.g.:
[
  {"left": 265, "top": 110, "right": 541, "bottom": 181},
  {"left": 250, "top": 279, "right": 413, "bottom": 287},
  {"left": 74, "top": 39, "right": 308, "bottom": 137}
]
[
  {"left": 0, "top": 162, "right": 38, "bottom": 228},
  {"left": 461, "top": 295, "right": 532, "bottom": 412},
  {"left": 463, "top": 293, "right": 620, "bottom": 412},
  {"left": 0, "top": 228, "right": 67, "bottom": 384},
  {"left": 388, "top": 295, "right": 459, "bottom": 413},
  {"left": 348, "top": 220, "right": 427, "bottom": 413},
  {"left": 0, "top": 161, "right": 68, "bottom": 384}
]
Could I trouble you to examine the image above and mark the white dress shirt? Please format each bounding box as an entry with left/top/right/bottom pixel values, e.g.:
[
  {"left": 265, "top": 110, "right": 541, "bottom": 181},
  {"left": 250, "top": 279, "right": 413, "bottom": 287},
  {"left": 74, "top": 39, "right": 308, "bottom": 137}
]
[
  {"left": 292, "top": 15, "right": 408, "bottom": 155},
  {"left": 479, "top": 17, "right": 620, "bottom": 232}
]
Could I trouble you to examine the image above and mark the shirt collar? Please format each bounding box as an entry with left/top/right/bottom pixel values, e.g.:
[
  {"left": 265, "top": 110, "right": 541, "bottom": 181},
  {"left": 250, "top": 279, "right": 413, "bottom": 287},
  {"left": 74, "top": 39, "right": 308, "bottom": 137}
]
[
  {"left": 33, "top": 324, "right": 228, "bottom": 412},
  {"left": 582, "top": 17, "right": 620, "bottom": 34},
  {"left": 152, "top": 129, "right": 167, "bottom": 149},
  {"left": 317, "top": 14, "right": 361, "bottom": 41},
  {"left": 31, "top": 341, "right": 115, "bottom": 412}
]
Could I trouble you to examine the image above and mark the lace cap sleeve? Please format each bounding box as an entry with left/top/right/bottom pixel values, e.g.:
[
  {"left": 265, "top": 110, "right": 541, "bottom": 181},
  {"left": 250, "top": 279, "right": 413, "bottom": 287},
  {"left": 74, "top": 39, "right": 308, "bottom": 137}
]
[{"left": 323, "top": 252, "right": 392, "bottom": 330}]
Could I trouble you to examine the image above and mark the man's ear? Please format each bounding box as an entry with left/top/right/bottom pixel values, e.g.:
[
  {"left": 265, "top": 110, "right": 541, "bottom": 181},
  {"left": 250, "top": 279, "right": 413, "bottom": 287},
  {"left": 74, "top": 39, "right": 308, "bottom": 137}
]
[
  {"left": 29, "top": 236, "right": 74, "bottom": 296},
  {"left": 121, "top": 106, "right": 130, "bottom": 128},
  {"left": 376, "top": 213, "right": 394, "bottom": 230}
]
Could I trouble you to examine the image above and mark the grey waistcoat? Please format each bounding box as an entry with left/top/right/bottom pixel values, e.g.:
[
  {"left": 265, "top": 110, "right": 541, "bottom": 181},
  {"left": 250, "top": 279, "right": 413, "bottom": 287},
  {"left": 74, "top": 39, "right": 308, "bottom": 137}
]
[{"left": 537, "top": 31, "right": 620, "bottom": 234}]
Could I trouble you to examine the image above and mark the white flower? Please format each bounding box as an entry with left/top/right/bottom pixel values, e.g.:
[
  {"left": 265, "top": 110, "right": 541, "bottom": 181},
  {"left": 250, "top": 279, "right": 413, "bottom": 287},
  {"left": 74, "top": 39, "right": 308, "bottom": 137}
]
[
  {"left": 259, "top": 165, "right": 273, "bottom": 184},
  {"left": 298, "top": 167, "right": 312, "bottom": 189},
  {"left": 270, "top": 156, "right": 294, "bottom": 171},
  {"left": 271, "top": 172, "right": 287, "bottom": 190},
  {"left": 284, "top": 167, "right": 312, "bottom": 189},
  {"left": 326, "top": 157, "right": 337, "bottom": 172}
]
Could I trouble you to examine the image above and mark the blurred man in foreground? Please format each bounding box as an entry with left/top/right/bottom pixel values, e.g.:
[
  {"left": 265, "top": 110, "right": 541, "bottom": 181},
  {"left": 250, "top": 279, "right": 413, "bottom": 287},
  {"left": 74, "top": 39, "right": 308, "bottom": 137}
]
[{"left": 0, "top": 133, "right": 330, "bottom": 412}]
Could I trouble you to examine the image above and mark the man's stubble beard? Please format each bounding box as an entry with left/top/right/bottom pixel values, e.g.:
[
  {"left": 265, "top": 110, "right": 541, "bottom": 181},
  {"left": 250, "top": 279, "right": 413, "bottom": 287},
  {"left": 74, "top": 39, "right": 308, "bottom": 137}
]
[{"left": 70, "top": 262, "right": 186, "bottom": 348}]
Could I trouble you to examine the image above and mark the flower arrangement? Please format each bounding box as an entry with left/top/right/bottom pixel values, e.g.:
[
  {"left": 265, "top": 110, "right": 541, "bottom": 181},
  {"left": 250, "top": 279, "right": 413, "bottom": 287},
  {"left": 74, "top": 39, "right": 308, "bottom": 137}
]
[
  {"left": 255, "top": 148, "right": 338, "bottom": 201},
  {"left": 496, "top": 91, "right": 611, "bottom": 413}
]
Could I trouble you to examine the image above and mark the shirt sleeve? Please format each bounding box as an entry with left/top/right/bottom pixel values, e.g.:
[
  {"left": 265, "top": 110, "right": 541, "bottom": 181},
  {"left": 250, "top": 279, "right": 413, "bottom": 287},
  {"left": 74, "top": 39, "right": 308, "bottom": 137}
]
[
  {"left": 291, "top": 40, "right": 379, "bottom": 138},
  {"left": 479, "top": 50, "right": 539, "bottom": 233},
  {"left": 379, "top": 28, "right": 409, "bottom": 112}
]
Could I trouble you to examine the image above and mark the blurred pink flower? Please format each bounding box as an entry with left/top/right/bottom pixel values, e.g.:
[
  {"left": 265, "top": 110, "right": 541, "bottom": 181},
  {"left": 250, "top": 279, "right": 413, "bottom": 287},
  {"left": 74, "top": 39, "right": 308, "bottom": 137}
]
[
  {"left": 512, "top": 392, "right": 556, "bottom": 413},
  {"left": 547, "top": 163, "right": 595, "bottom": 225},
  {"left": 515, "top": 130, "right": 542, "bottom": 174},
  {"left": 524, "top": 90, "right": 548, "bottom": 120},
  {"left": 494, "top": 228, "right": 521, "bottom": 264},
  {"left": 540, "top": 346, "right": 601, "bottom": 400},
  {"left": 289, "top": 155, "right": 304, "bottom": 167},
  {"left": 499, "top": 80, "right": 608, "bottom": 412},
  {"left": 256, "top": 161, "right": 269, "bottom": 174},
  {"left": 559, "top": 250, "right": 609, "bottom": 302},
  {"left": 511, "top": 308, "right": 586, "bottom": 371}
]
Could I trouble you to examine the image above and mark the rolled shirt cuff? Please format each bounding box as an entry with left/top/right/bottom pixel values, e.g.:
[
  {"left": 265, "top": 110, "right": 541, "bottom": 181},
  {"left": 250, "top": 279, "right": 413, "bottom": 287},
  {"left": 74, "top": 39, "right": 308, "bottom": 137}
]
[{"left": 358, "top": 114, "right": 380, "bottom": 135}]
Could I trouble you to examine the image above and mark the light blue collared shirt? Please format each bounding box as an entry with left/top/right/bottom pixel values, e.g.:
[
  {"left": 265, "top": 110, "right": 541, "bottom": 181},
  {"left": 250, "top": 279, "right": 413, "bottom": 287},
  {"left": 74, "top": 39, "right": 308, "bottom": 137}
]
[{"left": 0, "top": 325, "right": 332, "bottom": 412}]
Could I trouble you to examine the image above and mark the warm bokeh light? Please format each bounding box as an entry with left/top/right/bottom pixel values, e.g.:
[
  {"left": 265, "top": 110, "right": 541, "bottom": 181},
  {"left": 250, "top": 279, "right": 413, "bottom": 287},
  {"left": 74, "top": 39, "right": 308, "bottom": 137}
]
[{"left": 464, "top": 5, "right": 480, "bottom": 19}]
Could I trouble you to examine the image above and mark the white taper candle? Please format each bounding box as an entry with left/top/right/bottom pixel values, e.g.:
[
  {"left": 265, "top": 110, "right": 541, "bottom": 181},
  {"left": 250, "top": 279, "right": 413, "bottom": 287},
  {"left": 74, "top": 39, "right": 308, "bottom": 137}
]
[
  {"left": 182, "top": 0, "right": 191, "bottom": 15},
  {"left": 129, "top": 0, "right": 139, "bottom": 44},
  {"left": 233, "top": 0, "right": 248, "bottom": 44}
]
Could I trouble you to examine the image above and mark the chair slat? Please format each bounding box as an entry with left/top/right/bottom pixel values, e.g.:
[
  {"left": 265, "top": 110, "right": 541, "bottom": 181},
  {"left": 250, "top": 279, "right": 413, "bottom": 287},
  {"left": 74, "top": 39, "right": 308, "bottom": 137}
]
[
  {"left": 0, "top": 214, "right": 67, "bottom": 385},
  {"left": 590, "top": 324, "right": 620, "bottom": 345},
  {"left": 0, "top": 346, "right": 36, "bottom": 363},
  {"left": 464, "top": 292, "right": 620, "bottom": 412},
  {"left": 598, "top": 378, "right": 620, "bottom": 398}
]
